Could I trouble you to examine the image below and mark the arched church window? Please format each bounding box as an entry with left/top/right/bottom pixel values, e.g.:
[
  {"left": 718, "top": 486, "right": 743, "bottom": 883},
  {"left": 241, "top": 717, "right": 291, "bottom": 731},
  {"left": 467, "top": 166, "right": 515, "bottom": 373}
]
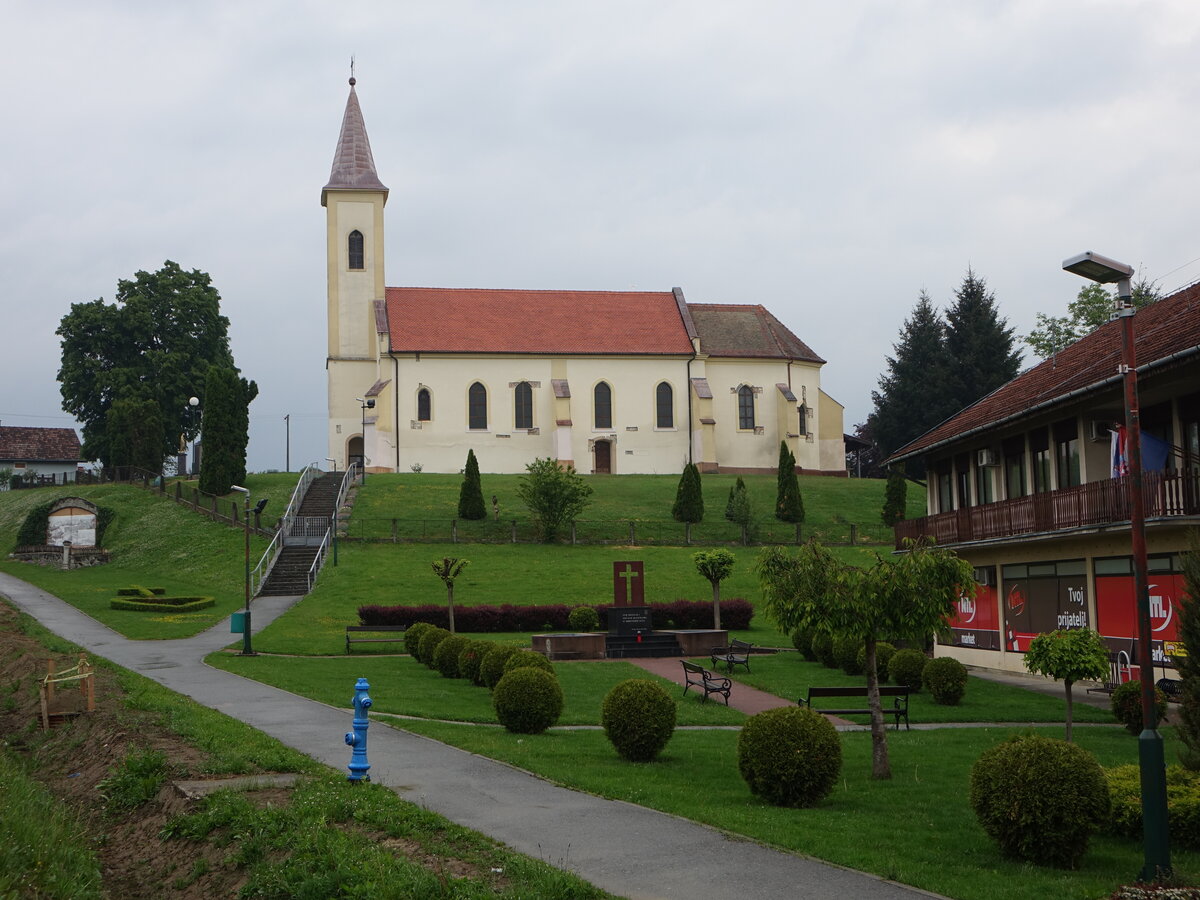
[
  {"left": 417, "top": 388, "right": 431, "bottom": 422},
  {"left": 594, "top": 382, "right": 612, "bottom": 430},
  {"left": 348, "top": 230, "right": 364, "bottom": 270},
  {"left": 514, "top": 382, "right": 533, "bottom": 429},
  {"left": 738, "top": 385, "right": 756, "bottom": 430},
  {"left": 797, "top": 403, "right": 807, "bottom": 436},
  {"left": 468, "top": 382, "right": 488, "bottom": 430},
  {"left": 655, "top": 382, "right": 673, "bottom": 429}
]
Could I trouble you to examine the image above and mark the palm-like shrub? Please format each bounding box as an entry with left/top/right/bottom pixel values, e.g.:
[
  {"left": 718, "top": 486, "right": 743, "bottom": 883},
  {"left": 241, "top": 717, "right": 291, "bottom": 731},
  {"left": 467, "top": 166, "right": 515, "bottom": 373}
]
[
  {"left": 601, "top": 680, "right": 677, "bottom": 762},
  {"left": 923, "top": 656, "right": 968, "bottom": 705},
  {"left": 433, "top": 634, "right": 470, "bottom": 678},
  {"left": 493, "top": 668, "right": 564, "bottom": 734},
  {"left": 737, "top": 707, "right": 841, "bottom": 808},
  {"left": 888, "top": 648, "right": 927, "bottom": 690}
]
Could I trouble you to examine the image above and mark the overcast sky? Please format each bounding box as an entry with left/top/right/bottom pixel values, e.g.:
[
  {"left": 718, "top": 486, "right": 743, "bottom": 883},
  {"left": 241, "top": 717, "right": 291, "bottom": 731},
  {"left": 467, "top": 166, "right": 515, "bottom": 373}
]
[{"left": 5, "top": 1, "right": 1200, "bottom": 473}]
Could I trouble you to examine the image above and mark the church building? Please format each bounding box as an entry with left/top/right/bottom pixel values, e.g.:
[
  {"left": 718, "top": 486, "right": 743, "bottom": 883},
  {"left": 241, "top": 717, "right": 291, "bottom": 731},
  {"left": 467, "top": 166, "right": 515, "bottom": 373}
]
[{"left": 323, "top": 79, "right": 845, "bottom": 476}]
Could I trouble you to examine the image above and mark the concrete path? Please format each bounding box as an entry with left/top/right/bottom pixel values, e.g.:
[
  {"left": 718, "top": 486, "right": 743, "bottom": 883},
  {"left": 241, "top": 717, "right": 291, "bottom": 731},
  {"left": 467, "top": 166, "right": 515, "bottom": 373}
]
[
  {"left": 628, "top": 656, "right": 794, "bottom": 716},
  {"left": 0, "top": 572, "right": 941, "bottom": 900}
]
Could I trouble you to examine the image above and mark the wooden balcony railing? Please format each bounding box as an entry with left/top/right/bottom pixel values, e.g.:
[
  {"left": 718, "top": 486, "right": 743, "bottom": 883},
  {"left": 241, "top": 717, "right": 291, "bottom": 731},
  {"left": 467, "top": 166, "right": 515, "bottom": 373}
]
[{"left": 894, "top": 469, "right": 1200, "bottom": 549}]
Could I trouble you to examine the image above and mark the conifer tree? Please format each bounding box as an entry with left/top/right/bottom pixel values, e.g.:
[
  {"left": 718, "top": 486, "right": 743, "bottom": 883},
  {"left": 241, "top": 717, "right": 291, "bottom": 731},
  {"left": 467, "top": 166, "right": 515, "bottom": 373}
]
[
  {"left": 881, "top": 468, "right": 907, "bottom": 527},
  {"left": 1176, "top": 532, "right": 1200, "bottom": 770},
  {"left": 672, "top": 463, "right": 704, "bottom": 523},
  {"left": 943, "top": 269, "right": 1022, "bottom": 414},
  {"left": 198, "top": 366, "right": 257, "bottom": 495},
  {"left": 457, "top": 449, "right": 486, "bottom": 520},
  {"left": 725, "top": 477, "right": 751, "bottom": 529},
  {"left": 775, "top": 442, "right": 804, "bottom": 523}
]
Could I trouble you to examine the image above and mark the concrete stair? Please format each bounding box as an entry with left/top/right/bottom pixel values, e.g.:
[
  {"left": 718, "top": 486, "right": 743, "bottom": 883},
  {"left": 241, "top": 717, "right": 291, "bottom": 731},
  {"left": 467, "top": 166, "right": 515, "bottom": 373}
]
[
  {"left": 257, "top": 473, "right": 345, "bottom": 597},
  {"left": 604, "top": 633, "right": 684, "bottom": 659}
]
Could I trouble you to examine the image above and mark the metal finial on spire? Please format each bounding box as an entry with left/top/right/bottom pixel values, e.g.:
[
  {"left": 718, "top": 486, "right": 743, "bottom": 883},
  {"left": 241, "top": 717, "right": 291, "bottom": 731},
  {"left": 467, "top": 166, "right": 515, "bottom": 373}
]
[{"left": 349, "top": 55, "right": 356, "bottom": 87}]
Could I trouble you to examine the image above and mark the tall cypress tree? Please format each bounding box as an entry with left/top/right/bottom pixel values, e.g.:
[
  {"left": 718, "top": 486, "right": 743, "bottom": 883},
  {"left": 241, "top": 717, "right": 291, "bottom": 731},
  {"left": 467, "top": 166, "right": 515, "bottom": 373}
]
[
  {"left": 672, "top": 463, "right": 704, "bottom": 523},
  {"left": 881, "top": 467, "right": 907, "bottom": 527},
  {"left": 775, "top": 442, "right": 804, "bottom": 523},
  {"left": 458, "top": 449, "right": 486, "bottom": 519},
  {"left": 199, "top": 366, "right": 256, "bottom": 495},
  {"left": 943, "top": 269, "right": 1022, "bottom": 413},
  {"left": 868, "top": 291, "right": 956, "bottom": 474}
]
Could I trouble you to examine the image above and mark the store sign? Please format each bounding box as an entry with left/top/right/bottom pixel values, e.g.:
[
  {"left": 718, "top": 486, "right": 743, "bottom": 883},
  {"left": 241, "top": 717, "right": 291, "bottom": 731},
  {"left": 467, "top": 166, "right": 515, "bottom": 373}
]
[
  {"left": 949, "top": 582, "right": 1000, "bottom": 650},
  {"left": 1096, "top": 573, "right": 1184, "bottom": 668},
  {"left": 1003, "top": 573, "right": 1087, "bottom": 653}
]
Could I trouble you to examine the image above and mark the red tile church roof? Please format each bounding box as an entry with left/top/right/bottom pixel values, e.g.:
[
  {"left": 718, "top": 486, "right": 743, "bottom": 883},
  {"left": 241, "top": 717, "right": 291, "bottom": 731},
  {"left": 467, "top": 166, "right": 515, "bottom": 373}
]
[
  {"left": 889, "top": 280, "right": 1200, "bottom": 462},
  {"left": 384, "top": 288, "right": 696, "bottom": 355},
  {"left": 0, "top": 426, "right": 82, "bottom": 462}
]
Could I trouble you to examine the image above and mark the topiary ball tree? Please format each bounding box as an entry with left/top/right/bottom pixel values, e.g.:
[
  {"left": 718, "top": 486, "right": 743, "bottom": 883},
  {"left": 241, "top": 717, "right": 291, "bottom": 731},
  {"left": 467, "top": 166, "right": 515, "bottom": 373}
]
[
  {"left": 601, "top": 679, "right": 677, "bottom": 763},
  {"left": 811, "top": 631, "right": 837, "bottom": 669},
  {"left": 458, "top": 639, "right": 493, "bottom": 685},
  {"left": 418, "top": 627, "right": 451, "bottom": 669},
  {"left": 404, "top": 622, "right": 433, "bottom": 659},
  {"left": 1111, "top": 680, "right": 1169, "bottom": 735},
  {"left": 493, "top": 667, "right": 564, "bottom": 734},
  {"left": 480, "top": 644, "right": 521, "bottom": 689},
  {"left": 923, "top": 656, "right": 968, "bottom": 705},
  {"left": 888, "top": 648, "right": 927, "bottom": 691},
  {"left": 503, "top": 649, "right": 555, "bottom": 676},
  {"left": 970, "top": 734, "right": 1110, "bottom": 868},
  {"left": 568, "top": 605, "right": 601, "bottom": 632},
  {"left": 433, "top": 634, "right": 470, "bottom": 678},
  {"left": 737, "top": 706, "right": 841, "bottom": 808},
  {"left": 857, "top": 641, "right": 897, "bottom": 682},
  {"left": 792, "top": 626, "right": 818, "bottom": 661},
  {"left": 833, "top": 634, "right": 864, "bottom": 676}
]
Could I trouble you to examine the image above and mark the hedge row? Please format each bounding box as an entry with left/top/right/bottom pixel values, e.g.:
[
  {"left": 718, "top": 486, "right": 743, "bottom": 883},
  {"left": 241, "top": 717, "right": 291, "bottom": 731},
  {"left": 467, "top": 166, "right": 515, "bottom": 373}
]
[
  {"left": 358, "top": 598, "right": 754, "bottom": 632},
  {"left": 110, "top": 596, "right": 215, "bottom": 613}
]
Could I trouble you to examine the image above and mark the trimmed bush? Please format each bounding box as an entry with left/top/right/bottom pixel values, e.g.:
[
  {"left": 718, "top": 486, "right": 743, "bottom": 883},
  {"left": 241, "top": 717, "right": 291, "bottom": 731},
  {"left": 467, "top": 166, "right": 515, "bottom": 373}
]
[
  {"left": 458, "top": 639, "right": 493, "bottom": 685},
  {"left": 888, "top": 649, "right": 927, "bottom": 690},
  {"left": 970, "top": 734, "right": 1110, "bottom": 868},
  {"left": 404, "top": 622, "right": 433, "bottom": 658},
  {"left": 811, "top": 631, "right": 837, "bottom": 669},
  {"left": 924, "top": 656, "right": 968, "bottom": 705},
  {"left": 504, "top": 650, "right": 555, "bottom": 676},
  {"left": 792, "top": 626, "right": 817, "bottom": 661},
  {"left": 417, "top": 627, "right": 451, "bottom": 668},
  {"left": 601, "top": 679, "right": 677, "bottom": 763},
  {"left": 568, "top": 606, "right": 600, "bottom": 632},
  {"left": 1111, "top": 680, "right": 1169, "bottom": 735},
  {"left": 1107, "top": 764, "right": 1200, "bottom": 850},
  {"left": 493, "top": 667, "right": 564, "bottom": 734},
  {"left": 433, "top": 634, "right": 470, "bottom": 678},
  {"left": 857, "top": 641, "right": 897, "bottom": 681},
  {"left": 110, "top": 596, "right": 214, "bottom": 612},
  {"left": 480, "top": 644, "right": 521, "bottom": 689},
  {"left": 737, "top": 706, "right": 841, "bottom": 808},
  {"left": 833, "top": 634, "right": 864, "bottom": 676}
]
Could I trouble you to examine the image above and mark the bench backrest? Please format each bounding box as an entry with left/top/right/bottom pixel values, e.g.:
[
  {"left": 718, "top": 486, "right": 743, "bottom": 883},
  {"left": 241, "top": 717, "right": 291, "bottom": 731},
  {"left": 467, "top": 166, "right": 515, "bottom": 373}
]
[
  {"left": 730, "top": 639, "right": 753, "bottom": 652},
  {"left": 806, "top": 685, "right": 909, "bottom": 699},
  {"left": 681, "top": 661, "right": 707, "bottom": 674}
]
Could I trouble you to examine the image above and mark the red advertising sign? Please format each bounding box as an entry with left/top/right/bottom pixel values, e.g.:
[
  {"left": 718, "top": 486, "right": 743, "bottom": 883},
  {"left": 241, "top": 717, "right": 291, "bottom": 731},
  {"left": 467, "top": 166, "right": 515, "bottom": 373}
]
[
  {"left": 1096, "top": 573, "right": 1184, "bottom": 670},
  {"left": 949, "top": 582, "right": 1000, "bottom": 650},
  {"left": 1003, "top": 573, "right": 1087, "bottom": 653}
]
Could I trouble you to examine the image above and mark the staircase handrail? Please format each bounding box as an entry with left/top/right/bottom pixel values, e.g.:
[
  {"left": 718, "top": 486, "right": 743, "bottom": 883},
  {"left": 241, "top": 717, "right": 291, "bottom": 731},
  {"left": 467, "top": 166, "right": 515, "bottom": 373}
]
[
  {"left": 304, "top": 462, "right": 360, "bottom": 592},
  {"left": 250, "top": 462, "right": 321, "bottom": 597}
]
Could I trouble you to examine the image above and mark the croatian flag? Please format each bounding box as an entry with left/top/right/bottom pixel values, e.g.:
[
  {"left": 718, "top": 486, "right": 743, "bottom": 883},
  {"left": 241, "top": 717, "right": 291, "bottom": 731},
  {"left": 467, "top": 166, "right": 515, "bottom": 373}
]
[
  {"left": 1111, "top": 426, "right": 1127, "bottom": 477},
  {"left": 1111, "top": 425, "right": 1171, "bottom": 476}
]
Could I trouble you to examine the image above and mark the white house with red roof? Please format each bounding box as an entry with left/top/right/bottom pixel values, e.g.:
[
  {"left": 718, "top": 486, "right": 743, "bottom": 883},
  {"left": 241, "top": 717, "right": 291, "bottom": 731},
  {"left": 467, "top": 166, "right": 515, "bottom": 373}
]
[
  {"left": 0, "top": 426, "right": 83, "bottom": 486},
  {"left": 322, "top": 79, "right": 844, "bottom": 476},
  {"left": 887, "top": 282, "right": 1200, "bottom": 677}
]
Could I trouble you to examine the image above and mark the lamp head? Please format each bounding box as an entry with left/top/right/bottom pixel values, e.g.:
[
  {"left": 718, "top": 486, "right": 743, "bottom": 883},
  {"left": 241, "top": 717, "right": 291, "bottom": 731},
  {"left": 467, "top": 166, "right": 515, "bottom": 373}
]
[
  {"left": 189, "top": 396, "right": 200, "bottom": 407},
  {"left": 254, "top": 498, "right": 269, "bottom": 515},
  {"left": 1062, "top": 251, "right": 1134, "bottom": 284}
]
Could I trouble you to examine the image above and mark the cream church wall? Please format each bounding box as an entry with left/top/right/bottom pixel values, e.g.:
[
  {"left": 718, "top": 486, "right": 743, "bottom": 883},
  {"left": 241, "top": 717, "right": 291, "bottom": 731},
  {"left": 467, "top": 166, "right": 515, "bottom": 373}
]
[{"left": 703, "top": 358, "right": 818, "bottom": 471}]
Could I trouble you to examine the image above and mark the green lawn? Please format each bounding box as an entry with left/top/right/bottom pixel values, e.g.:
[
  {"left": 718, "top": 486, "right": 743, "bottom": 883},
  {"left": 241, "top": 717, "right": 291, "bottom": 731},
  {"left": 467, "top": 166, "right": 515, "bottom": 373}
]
[{"left": 395, "top": 720, "right": 1199, "bottom": 900}]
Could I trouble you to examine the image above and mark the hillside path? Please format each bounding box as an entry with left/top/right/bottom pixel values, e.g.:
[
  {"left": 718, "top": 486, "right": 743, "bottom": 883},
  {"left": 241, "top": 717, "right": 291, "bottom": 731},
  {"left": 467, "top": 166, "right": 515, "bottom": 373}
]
[{"left": 0, "top": 571, "right": 942, "bottom": 900}]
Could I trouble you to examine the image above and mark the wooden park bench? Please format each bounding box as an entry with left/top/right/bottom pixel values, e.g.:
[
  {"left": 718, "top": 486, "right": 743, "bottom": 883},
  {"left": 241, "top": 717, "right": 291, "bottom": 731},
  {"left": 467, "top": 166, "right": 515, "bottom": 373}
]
[
  {"left": 681, "top": 660, "right": 732, "bottom": 705},
  {"left": 798, "top": 685, "right": 910, "bottom": 730},
  {"left": 345, "top": 625, "right": 407, "bottom": 654},
  {"left": 711, "top": 639, "right": 753, "bottom": 674}
]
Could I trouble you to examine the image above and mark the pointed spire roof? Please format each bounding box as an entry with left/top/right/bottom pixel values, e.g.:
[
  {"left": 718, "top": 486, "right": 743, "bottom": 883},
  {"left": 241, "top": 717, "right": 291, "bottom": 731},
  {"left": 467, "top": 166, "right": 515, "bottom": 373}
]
[{"left": 322, "top": 77, "right": 388, "bottom": 206}]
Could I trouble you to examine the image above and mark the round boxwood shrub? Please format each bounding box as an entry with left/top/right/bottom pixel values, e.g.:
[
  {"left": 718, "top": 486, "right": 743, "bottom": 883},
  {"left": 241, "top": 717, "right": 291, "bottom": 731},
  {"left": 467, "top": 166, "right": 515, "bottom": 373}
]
[
  {"left": 601, "top": 679, "right": 677, "bottom": 762},
  {"left": 417, "top": 627, "right": 451, "bottom": 668},
  {"left": 433, "top": 634, "right": 470, "bottom": 678},
  {"left": 493, "top": 667, "right": 564, "bottom": 734},
  {"left": 458, "top": 639, "right": 493, "bottom": 685},
  {"left": 970, "top": 734, "right": 1110, "bottom": 868},
  {"left": 792, "top": 626, "right": 817, "bottom": 661},
  {"left": 856, "top": 641, "right": 897, "bottom": 681},
  {"left": 811, "top": 631, "right": 837, "bottom": 669},
  {"left": 888, "top": 649, "right": 927, "bottom": 691},
  {"left": 1111, "top": 680, "right": 1169, "bottom": 735},
  {"left": 1107, "top": 763, "right": 1200, "bottom": 850},
  {"left": 833, "top": 634, "right": 864, "bottom": 676},
  {"left": 924, "top": 656, "right": 968, "bottom": 705},
  {"left": 480, "top": 644, "right": 521, "bottom": 689},
  {"left": 568, "top": 605, "right": 601, "bottom": 632},
  {"left": 503, "top": 649, "right": 555, "bottom": 676},
  {"left": 404, "top": 622, "right": 432, "bottom": 658},
  {"left": 737, "top": 706, "right": 841, "bottom": 808}
]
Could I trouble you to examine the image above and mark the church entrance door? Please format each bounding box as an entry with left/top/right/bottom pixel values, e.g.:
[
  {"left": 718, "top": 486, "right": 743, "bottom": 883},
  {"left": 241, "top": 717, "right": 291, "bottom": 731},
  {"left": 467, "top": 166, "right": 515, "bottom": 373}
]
[
  {"left": 594, "top": 440, "right": 611, "bottom": 474},
  {"left": 347, "top": 436, "right": 364, "bottom": 471}
]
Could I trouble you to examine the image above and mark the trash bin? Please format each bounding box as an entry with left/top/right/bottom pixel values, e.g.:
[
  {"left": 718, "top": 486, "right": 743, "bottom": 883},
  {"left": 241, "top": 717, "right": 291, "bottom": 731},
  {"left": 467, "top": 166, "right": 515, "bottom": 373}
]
[{"left": 231, "top": 611, "right": 248, "bottom": 634}]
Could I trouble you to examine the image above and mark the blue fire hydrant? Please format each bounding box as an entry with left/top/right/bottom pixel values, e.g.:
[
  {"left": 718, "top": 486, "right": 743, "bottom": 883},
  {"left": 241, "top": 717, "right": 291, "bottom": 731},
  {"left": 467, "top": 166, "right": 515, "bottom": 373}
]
[{"left": 345, "top": 677, "right": 372, "bottom": 783}]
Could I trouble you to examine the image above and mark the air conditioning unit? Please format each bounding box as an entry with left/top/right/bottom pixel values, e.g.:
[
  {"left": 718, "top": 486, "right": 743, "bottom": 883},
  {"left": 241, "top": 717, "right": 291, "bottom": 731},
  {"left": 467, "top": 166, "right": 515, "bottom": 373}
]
[
  {"left": 976, "top": 448, "right": 999, "bottom": 467},
  {"left": 1089, "top": 420, "right": 1112, "bottom": 443}
]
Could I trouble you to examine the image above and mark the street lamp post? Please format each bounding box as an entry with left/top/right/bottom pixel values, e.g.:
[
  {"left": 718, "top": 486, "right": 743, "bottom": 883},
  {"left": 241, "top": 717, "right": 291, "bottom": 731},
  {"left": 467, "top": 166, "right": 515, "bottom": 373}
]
[
  {"left": 188, "top": 396, "right": 201, "bottom": 478},
  {"left": 356, "top": 397, "right": 375, "bottom": 482},
  {"left": 230, "top": 485, "right": 254, "bottom": 656},
  {"left": 1063, "top": 250, "right": 1170, "bottom": 881}
]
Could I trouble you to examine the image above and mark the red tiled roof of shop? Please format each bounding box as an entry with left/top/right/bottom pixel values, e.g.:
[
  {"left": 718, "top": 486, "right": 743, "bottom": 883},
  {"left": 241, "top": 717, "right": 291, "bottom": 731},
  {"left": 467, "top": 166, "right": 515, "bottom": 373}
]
[
  {"left": 889, "top": 281, "right": 1200, "bottom": 462},
  {"left": 0, "top": 427, "right": 82, "bottom": 462},
  {"left": 385, "top": 288, "right": 695, "bottom": 355}
]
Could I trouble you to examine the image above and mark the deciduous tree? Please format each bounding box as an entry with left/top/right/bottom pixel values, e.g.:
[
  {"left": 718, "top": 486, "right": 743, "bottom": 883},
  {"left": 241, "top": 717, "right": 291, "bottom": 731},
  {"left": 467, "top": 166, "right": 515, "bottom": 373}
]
[
  {"left": 1023, "top": 629, "right": 1110, "bottom": 742},
  {"left": 105, "top": 397, "right": 163, "bottom": 473},
  {"left": 1024, "top": 279, "right": 1161, "bottom": 359},
  {"left": 515, "top": 458, "right": 593, "bottom": 542},
  {"left": 1176, "top": 531, "right": 1200, "bottom": 770},
  {"left": 694, "top": 549, "right": 735, "bottom": 630},
  {"left": 757, "top": 539, "right": 975, "bottom": 778},
  {"left": 431, "top": 557, "right": 469, "bottom": 633}
]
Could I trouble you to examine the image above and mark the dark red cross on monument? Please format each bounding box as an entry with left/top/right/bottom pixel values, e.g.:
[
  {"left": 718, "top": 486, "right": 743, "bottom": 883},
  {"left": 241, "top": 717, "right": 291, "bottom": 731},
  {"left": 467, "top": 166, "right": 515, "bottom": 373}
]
[{"left": 613, "top": 561, "right": 645, "bottom": 607}]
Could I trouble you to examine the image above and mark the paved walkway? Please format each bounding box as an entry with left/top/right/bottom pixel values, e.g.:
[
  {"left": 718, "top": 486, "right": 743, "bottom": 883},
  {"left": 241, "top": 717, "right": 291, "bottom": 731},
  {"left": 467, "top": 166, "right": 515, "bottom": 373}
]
[
  {"left": 0, "top": 572, "right": 942, "bottom": 900},
  {"left": 629, "top": 657, "right": 795, "bottom": 715}
]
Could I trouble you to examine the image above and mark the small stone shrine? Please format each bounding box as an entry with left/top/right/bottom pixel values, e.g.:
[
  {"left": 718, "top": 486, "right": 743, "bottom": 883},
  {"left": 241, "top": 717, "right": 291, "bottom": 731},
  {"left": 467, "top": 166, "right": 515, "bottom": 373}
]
[{"left": 9, "top": 497, "right": 109, "bottom": 569}]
